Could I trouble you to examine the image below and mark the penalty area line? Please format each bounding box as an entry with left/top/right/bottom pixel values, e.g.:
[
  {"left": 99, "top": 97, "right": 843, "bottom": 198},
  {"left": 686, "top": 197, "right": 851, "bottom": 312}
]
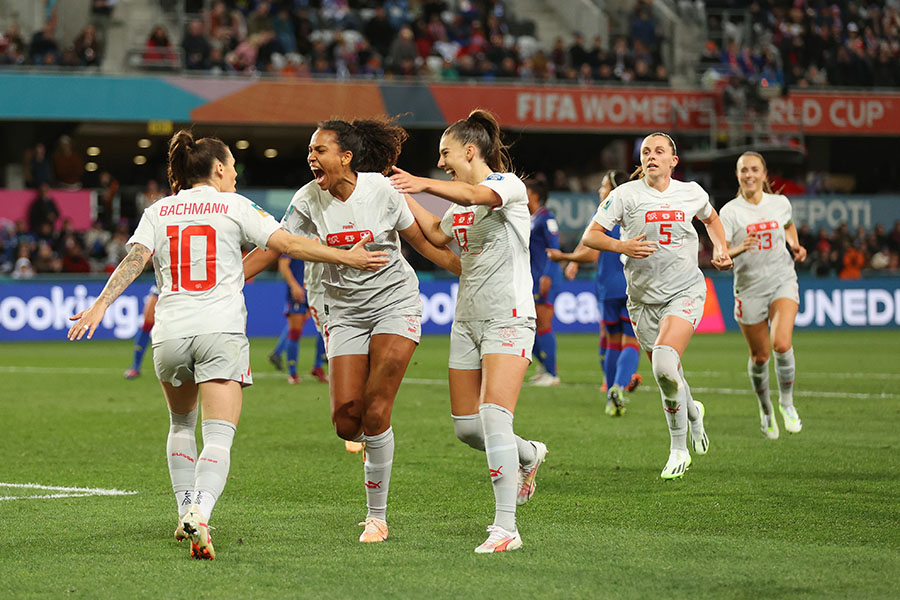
[{"left": 0, "top": 482, "right": 138, "bottom": 502}]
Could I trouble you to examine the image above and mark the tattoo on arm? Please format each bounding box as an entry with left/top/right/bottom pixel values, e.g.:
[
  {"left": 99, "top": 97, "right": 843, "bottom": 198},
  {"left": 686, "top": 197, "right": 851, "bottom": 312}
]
[{"left": 98, "top": 244, "right": 152, "bottom": 306}]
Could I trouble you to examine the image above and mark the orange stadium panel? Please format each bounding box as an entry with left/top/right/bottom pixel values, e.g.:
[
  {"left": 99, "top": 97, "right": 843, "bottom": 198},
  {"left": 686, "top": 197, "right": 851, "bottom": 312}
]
[
  {"left": 190, "top": 81, "right": 387, "bottom": 125},
  {"left": 695, "top": 277, "right": 726, "bottom": 334}
]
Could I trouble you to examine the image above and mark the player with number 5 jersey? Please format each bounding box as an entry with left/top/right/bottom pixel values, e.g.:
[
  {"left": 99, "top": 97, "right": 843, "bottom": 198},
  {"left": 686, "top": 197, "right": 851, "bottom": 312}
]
[
  {"left": 584, "top": 132, "right": 733, "bottom": 481},
  {"left": 720, "top": 151, "right": 807, "bottom": 440},
  {"left": 67, "top": 130, "right": 389, "bottom": 561}
]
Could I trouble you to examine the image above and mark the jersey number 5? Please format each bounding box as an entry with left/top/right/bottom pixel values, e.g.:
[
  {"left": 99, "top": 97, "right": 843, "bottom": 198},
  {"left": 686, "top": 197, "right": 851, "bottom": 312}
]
[
  {"left": 659, "top": 223, "right": 673, "bottom": 245},
  {"left": 166, "top": 225, "right": 217, "bottom": 292}
]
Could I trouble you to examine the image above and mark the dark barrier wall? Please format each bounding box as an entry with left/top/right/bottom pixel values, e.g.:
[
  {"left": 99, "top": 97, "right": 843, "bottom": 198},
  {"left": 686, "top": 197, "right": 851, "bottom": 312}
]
[{"left": 2, "top": 276, "right": 899, "bottom": 341}]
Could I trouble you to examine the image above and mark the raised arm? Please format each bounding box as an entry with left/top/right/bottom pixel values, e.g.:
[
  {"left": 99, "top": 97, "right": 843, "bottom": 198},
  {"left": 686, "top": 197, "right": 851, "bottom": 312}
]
[
  {"left": 700, "top": 209, "right": 734, "bottom": 270},
  {"left": 390, "top": 167, "right": 501, "bottom": 207},
  {"left": 68, "top": 243, "right": 152, "bottom": 340},
  {"left": 399, "top": 220, "right": 462, "bottom": 276},
  {"left": 266, "top": 229, "right": 389, "bottom": 271},
  {"left": 406, "top": 194, "right": 453, "bottom": 246}
]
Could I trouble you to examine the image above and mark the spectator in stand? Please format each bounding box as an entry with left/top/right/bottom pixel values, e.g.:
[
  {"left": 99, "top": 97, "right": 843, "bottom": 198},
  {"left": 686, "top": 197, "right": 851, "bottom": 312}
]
[
  {"left": 97, "top": 171, "right": 120, "bottom": 229},
  {"left": 26, "top": 143, "right": 53, "bottom": 189},
  {"left": 72, "top": 24, "right": 102, "bottom": 66},
  {"left": 387, "top": 25, "right": 418, "bottom": 73},
  {"left": 62, "top": 237, "right": 92, "bottom": 273},
  {"left": 83, "top": 220, "right": 111, "bottom": 269},
  {"left": 272, "top": 7, "right": 297, "bottom": 54},
  {"left": 29, "top": 20, "right": 59, "bottom": 65},
  {"left": 247, "top": 1, "right": 274, "bottom": 36},
  {"left": 568, "top": 31, "right": 589, "bottom": 69},
  {"left": 630, "top": 4, "right": 658, "bottom": 51},
  {"left": 32, "top": 241, "right": 62, "bottom": 274},
  {"left": 0, "top": 23, "right": 27, "bottom": 65},
  {"left": 182, "top": 19, "right": 210, "bottom": 70},
  {"left": 365, "top": 6, "right": 396, "bottom": 58},
  {"left": 144, "top": 25, "right": 177, "bottom": 67},
  {"left": 840, "top": 240, "right": 865, "bottom": 280},
  {"left": 12, "top": 244, "right": 36, "bottom": 280},
  {"left": 28, "top": 183, "right": 60, "bottom": 234}
]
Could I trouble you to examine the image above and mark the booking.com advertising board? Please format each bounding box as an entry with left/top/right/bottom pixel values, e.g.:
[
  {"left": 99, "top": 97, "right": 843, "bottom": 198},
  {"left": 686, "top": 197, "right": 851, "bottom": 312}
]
[{"left": 1, "top": 276, "right": 899, "bottom": 342}]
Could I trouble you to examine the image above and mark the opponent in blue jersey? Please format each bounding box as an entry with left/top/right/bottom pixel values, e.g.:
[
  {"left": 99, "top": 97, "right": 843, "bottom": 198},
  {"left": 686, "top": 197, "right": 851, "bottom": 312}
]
[
  {"left": 548, "top": 170, "right": 641, "bottom": 414},
  {"left": 268, "top": 256, "right": 310, "bottom": 383},
  {"left": 525, "top": 179, "right": 563, "bottom": 386},
  {"left": 124, "top": 284, "right": 158, "bottom": 379}
]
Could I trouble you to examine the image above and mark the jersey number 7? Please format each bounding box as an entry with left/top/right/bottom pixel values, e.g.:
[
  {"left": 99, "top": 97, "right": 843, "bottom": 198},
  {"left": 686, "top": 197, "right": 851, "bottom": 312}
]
[
  {"left": 454, "top": 229, "right": 469, "bottom": 252},
  {"left": 166, "top": 225, "right": 217, "bottom": 291}
]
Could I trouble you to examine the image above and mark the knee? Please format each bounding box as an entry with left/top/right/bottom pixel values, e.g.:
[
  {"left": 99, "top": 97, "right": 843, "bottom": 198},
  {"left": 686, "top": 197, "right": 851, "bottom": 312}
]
[
  {"left": 651, "top": 345, "right": 681, "bottom": 397},
  {"left": 331, "top": 402, "right": 362, "bottom": 440},
  {"left": 452, "top": 414, "right": 485, "bottom": 451},
  {"left": 750, "top": 351, "right": 769, "bottom": 366},
  {"left": 772, "top": 341, "right": 792, "bottom": 355}
]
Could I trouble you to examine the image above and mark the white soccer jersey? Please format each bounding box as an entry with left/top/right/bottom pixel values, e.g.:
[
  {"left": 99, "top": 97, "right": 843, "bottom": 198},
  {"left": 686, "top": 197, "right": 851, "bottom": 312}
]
[
  {"left": 303, "top": 249, "right": 325, "bottom": 295},
  {"left": 439, "top": 172, "right": 535, "bottom": 321},
  {"left": 592, "top": 178, "right": 713, "bottom": 305},
  {"left": 128, "top": 185, "right": 281, "bottom": 342},
  {"left": 281, "top": 172, "right": 421, "bottom": 322},
  {"left": 719, "top": 192, "right": 796, "bottom": 297}
]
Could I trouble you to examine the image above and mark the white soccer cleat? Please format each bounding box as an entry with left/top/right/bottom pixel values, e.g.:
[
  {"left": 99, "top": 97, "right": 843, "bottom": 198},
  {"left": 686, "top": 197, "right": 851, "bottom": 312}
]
[
  {"left": 660, "top": 449, "right": 692, "bottom": 480},
  {"left": 779, "top": 403, "right": 802, "bottom": 433},
  {"left": 474, "top": 525, "right": 523, "bottom": 554},
  {"left": 181, "top": 506, "right": 215, "bottom": 560},
  {"left": 760, "top": 409, "right": 780, "bottom": 440},
  {"left": 532, "top": 373, "right": 560, "bottom": 387},
  {"left": 358, "top": 517, "right": 388, "bottom": 543},
  {"left": 688, "top": 400, "right": 709, "bottom": 455},
  {"left": 516, "top": 441, "right": 548, "bottom": 506}
]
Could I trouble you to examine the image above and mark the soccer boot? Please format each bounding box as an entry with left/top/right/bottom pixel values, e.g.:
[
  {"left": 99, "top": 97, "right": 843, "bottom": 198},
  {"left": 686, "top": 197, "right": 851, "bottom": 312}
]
[
  {"left": 532, "top": 373, "right": 560, "bottom": 387},
  {"left": 607, "top": 386, "right": 626, "bottom": 417},
  {"left": 267, "top": 351, "right": 283, "bottom": 371},
  {"left": 358, "top": 517, "right": 388, "bottom": 543},
  {"left": 779, "top": 403, "right": 802, "bottom": 433},
  {"left": 123, "top": 369, "right": 140, "bottom": 379},
  {"left": 181, "top": 507, "right": 215, "bottom": 560},
  {"left": 688, "top": 400, "right": 709, "bottom": 455},
  {"left": 516, "top": 441, "right": 548, "bottom": 506},
  {"left": 310, "top": 366, "right": 329, "bottom": 383},
  {"left": 345, "top": 440, "right": 364, "bottom": 454},
  {"left": 660, "top": 449, "right": 692, "bottom": 480},
  {"left": 760, "top": 408, "right": 780, "bottom": 440},
  {"left": 626, "top": 373, "right": 643, "bottom": 393},
  {"left": 474, "top": 525, "right": 523, "bottom": 554}
]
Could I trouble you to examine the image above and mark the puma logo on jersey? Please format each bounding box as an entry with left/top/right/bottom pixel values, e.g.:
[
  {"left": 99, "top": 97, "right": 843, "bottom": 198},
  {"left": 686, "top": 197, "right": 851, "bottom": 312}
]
[{"left": 342, "top": 221, "right": 356, "bottom": 230}]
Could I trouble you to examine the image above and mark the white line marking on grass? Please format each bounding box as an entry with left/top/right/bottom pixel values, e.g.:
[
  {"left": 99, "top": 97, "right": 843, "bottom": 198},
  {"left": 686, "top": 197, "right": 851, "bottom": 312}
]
[{"left": 0, "top": 482, "right": 138, "bottom": 502}]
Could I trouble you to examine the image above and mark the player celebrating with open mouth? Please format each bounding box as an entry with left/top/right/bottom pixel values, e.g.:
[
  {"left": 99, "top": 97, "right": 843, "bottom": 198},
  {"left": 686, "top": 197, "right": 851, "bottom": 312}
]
[
  {"left": 719, "top": 151, "right": 806, "bottom": 439},
  {"left": 391, "top": 109, "right": 548, "bottom": 553},
  {"left": 581, "top": 132, "right": 732, "bottom": 480}
]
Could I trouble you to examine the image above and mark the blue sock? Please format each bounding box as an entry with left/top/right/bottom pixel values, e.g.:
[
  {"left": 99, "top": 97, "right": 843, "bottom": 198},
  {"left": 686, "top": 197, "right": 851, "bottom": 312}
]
[
  {"left": 131, "top": 328, "right": 151, "bottom": 372},
  {"left": 532, "top": 335, "right": 543, "bottom": 368},
  {"left": 536, "top": 330, "right": 557, "bottom": 376},
  {"left": 273, "top": 324, "right": 289, "bottom": 356},
  {"left": 313, "top": 333, "right": 326, "bottom": 369},
  {"left": 286, "top": 330, "right": 301, "bottom": 377},
  {"left": 604, "top": 344, "right": 621, "bottom": 389},
  {"left": 614, "top": 345, "right": 640, "bottom": 389}
]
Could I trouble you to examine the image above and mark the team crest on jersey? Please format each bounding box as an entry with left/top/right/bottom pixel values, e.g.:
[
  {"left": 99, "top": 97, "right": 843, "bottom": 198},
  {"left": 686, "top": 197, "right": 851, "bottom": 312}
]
[
  {"left": 486, "top": 174, "right": 504, "bottom": 181},
  {"left": 498, "top": 326, "right": 516, "bottom": 339},
  {"left": 600, "top": 197, "right": 613, "bottom": 210},
  {"left": 547, "top": 218, "right": 559, "bottom": 234}
]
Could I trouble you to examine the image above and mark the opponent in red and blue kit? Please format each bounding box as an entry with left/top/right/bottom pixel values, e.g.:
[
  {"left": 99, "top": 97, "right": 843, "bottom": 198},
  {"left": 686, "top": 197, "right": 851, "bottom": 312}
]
[{"left": 525, "top": 179, "right": 562, "bottom": 386}]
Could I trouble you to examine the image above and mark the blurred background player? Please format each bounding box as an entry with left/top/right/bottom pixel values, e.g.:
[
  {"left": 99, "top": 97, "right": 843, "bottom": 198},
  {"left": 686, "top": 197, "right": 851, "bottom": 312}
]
[
  {"left": 583, "top": 132, "right": 732, "bottom": 479},
  {"left": 392, "top": 109, "right": 548, "bottom": 554},
  {"left": 68, "top": 129, "right": 387, "bottom": 560},
  {"left": 124, "top": 284, "right": 158, "bottom": 379},
  {"left": 268, "top": 255, "right": 311, "bottom": 384},
  {"left": 548, "top": 170, "right": 641, "bottom": 415},
  {"left": 524, "top": 178, "right": 562, "bottom": 387},
  {"left": 244, "top": 117, "right": 459, "bottom": 544},
  {"left": 720, "top": 151, "right": 806, "bottom": 439}
]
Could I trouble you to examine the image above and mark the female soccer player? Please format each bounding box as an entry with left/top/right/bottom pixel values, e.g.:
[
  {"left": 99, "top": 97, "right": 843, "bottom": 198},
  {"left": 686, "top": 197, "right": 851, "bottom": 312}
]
[
  {"left": 124, "top": 284, "right": 158, "bottom": 379},
  {"left": 548, "top": 170, "right": 641, "bottom": 416},
  {"left": 524, "top": 178, "right": 562, "bottom": 387},
  {"left": 68, "top": 130, "right": 388, "bottom": 560},
  {"left": 581, "top": 132, "right": 732, "bottom": 480},
  {"left": 390, "top": 109, "right": 548, "bottom": 554},
  {"left": 719, "top": 151, "right": 806, "bottom": 439},
  {"left": 268, "top": 256, "right": 312, "bottom": 384},
  {"left": 243, "top": 117, "right": 460, "bottom": 544}
]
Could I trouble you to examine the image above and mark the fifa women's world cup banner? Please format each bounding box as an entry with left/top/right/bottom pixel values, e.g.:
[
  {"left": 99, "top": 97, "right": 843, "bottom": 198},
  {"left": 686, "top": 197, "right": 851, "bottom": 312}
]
[{"left": 1, "top": 277, "right": 899, "bottom": 341}]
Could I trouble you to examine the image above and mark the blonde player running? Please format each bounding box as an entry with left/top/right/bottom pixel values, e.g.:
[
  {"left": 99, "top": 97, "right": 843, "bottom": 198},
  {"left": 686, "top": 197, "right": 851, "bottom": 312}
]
[
  {"left": 582, "top": 132, "right": 733, "bottom": 480},
  {"left": 244, "top": 118, "right": 459, "bottom": 544},
  {"left": 391, "top": 109, "right": 548, "bottom": 554},
  {"left": 67, "top": 130, "right": 388, "bottom": 560},
  {"left": 720, "top": 152, "right": 807, "bottom": 439}
]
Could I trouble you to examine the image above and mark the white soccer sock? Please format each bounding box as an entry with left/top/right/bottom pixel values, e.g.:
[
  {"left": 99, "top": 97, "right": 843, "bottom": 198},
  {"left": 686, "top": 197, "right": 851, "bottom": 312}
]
[
  {"left": 192, "top": 419, "right": 236, "bottom": 520},
  {"left": 452, "top": 413, "right": 537, "bottom": 466},
  {"left": 748, "top": 358, "right": 773, "bottom": 415},
  {"left": 653, "top": 345, "right": 688, "bottom": 451},
  {"left": 480, "top": 403, "right": 518, "bottom": 532},
  {"left": 773, "top": 348, "right": 795, "bottom": 408},
  {"left": 678, "top": 364, "right": 700, "bottom": 423},
  {"left": 167, "top": 407, "right": 198, "bottom": 517},
  {"left": 363, "top": 427, "right": 394, "bottom": 521}
]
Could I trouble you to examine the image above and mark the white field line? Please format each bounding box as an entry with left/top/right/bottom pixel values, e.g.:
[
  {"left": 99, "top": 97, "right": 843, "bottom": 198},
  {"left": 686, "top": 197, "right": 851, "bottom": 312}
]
[
  {"left": 2, "top": 366, "right": 898, "bottom": 399},
  {"left": 0, "top": 482, "right": 138, "bottom": 502}
]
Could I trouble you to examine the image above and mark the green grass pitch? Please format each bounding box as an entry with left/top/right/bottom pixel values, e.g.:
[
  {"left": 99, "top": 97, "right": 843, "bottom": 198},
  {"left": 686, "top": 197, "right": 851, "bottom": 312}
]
[{"left": 1, "top": 331, "right": 898, "bottom": 599}]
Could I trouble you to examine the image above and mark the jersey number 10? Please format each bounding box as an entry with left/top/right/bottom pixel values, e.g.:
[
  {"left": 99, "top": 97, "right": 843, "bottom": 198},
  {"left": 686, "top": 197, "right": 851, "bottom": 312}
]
[{"left": 166, "top": 225, "right": 217, "bottom": 291}]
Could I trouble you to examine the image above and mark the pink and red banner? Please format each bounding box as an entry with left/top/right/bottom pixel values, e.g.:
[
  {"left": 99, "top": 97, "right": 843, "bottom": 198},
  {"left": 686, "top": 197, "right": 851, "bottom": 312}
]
[{"left": 0, "top": 189, "right": 94, "bottom": 230}]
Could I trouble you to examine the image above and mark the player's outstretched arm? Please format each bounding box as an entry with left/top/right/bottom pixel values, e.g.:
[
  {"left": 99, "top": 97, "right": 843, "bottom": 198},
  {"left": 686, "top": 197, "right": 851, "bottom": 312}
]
[
  {"left": 399, "top": 220, "right": 461, "bottom": 276},
  {"left": 405, "top": 194, "right": 453, "bottom": 247},
  {"left": 68, "top": 243, "right": 152, "bottom": 340},
  {"left": 244, "top": 247, "right": 280, "bottom": 279},
  {"left": 390, "top": 167, "right": 501, "bottom": 207},
  {"left": 267, "top": 229, "right": 389, "bottom": 271}
]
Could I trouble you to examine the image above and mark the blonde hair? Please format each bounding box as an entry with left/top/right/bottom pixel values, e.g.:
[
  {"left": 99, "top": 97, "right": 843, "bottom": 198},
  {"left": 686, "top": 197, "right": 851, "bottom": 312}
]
[{"left": 736, "top": 151, "right": 775, "bottom": 196}]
